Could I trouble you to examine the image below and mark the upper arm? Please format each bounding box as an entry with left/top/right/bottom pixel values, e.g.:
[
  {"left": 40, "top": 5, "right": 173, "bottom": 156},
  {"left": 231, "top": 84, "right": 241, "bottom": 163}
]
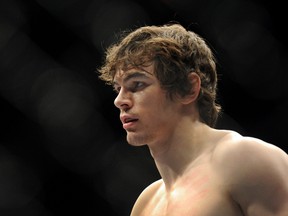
[{"left": 216, "top": 137, "right": 288, "bottom": 215}]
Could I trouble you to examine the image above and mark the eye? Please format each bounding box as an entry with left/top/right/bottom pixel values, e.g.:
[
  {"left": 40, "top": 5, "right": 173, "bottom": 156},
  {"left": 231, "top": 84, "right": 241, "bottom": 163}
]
[{"left": 130, "top": 81, "right": 146, "bottom": 92}]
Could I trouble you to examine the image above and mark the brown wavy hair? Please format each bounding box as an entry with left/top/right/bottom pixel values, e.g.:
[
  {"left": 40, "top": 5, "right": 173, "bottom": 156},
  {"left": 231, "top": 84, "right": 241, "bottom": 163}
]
[{"left": 98, "top": 23, "right": 221, "bottom": 127}]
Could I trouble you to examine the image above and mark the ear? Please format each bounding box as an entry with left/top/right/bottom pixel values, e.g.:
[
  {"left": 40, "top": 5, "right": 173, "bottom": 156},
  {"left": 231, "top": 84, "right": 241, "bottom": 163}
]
[{"left": 181, "top": 72, "right": 201, "bottom": 105}]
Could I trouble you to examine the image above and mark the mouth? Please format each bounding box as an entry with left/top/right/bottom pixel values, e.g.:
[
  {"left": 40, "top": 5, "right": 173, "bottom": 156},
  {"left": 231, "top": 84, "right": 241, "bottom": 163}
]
[
  {"left": 122, "top": 117, "right": 138, "bottom": 130},
  {"left": 124, "top": 117, "right": 138, "bottom": 123}
]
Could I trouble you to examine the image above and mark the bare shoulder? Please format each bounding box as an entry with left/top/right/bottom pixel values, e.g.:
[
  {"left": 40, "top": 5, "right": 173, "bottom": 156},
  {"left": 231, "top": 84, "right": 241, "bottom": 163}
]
[
  {"left": 213, "top": 130, "right": 288, "bottom": 176},
  {"left": 212, "top": 130, "right": 288, "bottom": 214},
  {"left": 130, "top": 179, "right": 163, "bottom": 216}
]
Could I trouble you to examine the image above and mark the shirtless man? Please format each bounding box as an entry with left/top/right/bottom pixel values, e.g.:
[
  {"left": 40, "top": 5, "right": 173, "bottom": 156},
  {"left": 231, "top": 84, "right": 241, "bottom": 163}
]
[{"left": 98, "top": 23, "right": 288, "bottom": 215}]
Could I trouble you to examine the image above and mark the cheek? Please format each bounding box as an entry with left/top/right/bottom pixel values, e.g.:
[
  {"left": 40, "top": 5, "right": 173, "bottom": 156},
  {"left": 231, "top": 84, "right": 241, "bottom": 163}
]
[
  {"left": 140, "top": 95, "right": 177, "bottom": 124},
  {"left": 138, "top": 92, "right": 166, "bottom": 112},
  {"left": 135, "top": 87, "right": 178, "bottom": 121}
]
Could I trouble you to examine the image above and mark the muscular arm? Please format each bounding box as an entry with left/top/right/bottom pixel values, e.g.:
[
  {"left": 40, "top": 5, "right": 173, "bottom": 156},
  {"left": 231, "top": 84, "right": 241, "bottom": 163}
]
[{"left": 217, "top": 136, "right": 288, "bottom": 216}]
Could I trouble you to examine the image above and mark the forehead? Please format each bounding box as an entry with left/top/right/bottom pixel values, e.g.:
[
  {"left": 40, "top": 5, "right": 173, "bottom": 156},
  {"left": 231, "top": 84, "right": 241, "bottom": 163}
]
[{"left": 113, "top": 62, "right": 155, "bottom": 83}]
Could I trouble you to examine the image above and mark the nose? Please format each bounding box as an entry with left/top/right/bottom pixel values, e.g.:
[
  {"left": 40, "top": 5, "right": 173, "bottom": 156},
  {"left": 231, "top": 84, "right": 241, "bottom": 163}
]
[{"left": 114, "top": 89, "right": 132, "bottom": 110}]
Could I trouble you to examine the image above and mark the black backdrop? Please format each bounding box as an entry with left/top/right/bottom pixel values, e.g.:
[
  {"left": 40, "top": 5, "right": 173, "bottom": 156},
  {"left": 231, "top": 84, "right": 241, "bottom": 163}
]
[{"left": 0, "top": 0, "right": 287, "bottom": 215}]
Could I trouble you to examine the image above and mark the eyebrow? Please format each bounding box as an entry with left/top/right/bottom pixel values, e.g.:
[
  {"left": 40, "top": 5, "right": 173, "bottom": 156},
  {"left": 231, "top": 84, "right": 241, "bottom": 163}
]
[{"left": 113, "top": 71, "right": 152, "bottom": 87}]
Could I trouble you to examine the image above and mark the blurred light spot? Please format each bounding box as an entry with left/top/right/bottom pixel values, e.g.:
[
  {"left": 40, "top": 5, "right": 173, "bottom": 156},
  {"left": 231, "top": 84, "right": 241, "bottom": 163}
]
[
  {"left": 0, "top": 0, "right": 27, "bottom": 27},
  {"left": 30, "top": 68, "right": 116, "bottom": 173},
  {"left": 209, "top": 0, "right": 285, "bottom": 100},
  {"left": 0, "top": 23, "right": 40, "bottom": 112},
  {"left": 35, "top": 0, "right": 96, "bottom": 32},
  {"left": 86, "top": 0, "right": 150, "bottom": 53},
  {"left": 95, "top": 142, "right": 159, "bottom": 215},
  {"left": 0, "top": 146, "right": 41, "bottom": 209},
  {"left": 0, "top": 22, "right": 17, "bottom": 51},
  {"left": 35, "top": 81, "right": 94, "bottom": 129},
  {"left": 160, "top": 0, "right": 207, "bottom": 11},
  {"left": 35, "top": 0, "right": 85, "bottom": 11},
  {"left": 0, "top": 24, "right": 29, "bottom": 71}
]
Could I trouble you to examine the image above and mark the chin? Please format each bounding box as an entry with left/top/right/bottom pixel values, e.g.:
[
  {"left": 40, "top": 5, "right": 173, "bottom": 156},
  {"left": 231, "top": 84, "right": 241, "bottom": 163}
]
[{"left": 126, "top": 134, "right": 148, "bottom": 147}]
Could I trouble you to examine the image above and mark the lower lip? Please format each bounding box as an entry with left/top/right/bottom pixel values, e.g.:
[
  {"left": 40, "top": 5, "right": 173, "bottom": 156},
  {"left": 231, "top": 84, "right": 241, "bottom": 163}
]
[{"left": 123, "top": 121, "right": 137, "bottom": 130}]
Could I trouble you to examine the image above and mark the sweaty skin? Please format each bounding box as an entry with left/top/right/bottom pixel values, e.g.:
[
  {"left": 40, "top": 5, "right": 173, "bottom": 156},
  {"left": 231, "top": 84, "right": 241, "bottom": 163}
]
[{"left": 113, "top": 63, "right": 288, "bottom": 216}]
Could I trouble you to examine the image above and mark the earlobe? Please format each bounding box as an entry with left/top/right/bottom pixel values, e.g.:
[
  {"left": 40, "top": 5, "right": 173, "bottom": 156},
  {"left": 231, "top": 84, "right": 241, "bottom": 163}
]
[{"left": 181, "top": 72, "right": 201, "bottom": 105}]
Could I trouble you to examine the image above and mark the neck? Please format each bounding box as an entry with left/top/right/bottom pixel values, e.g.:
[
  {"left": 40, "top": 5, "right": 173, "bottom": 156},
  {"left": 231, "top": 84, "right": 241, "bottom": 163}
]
[{"left": 148, "top": 120, "right": 214, "bottom": 190}]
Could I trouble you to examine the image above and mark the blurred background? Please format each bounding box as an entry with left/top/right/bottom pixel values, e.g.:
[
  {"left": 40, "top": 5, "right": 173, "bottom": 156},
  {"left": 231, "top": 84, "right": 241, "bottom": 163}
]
[{"left": 0, "top": 0, "right": 287, "bottom": 215}]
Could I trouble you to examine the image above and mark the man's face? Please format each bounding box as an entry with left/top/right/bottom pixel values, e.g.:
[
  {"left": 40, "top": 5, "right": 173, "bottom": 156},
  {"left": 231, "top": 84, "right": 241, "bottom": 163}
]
[{"left": 113, "top": 63, "right": 182, "bottom": 147}]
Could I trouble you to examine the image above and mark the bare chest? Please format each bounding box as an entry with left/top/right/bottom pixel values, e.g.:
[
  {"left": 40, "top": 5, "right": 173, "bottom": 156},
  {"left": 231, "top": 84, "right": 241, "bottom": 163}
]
[
  {"left": 140, "top": 170, "right": 243, "bottom": 216},
  {"left": 146, "top": 188, "right": 240, "bottom": 216}
]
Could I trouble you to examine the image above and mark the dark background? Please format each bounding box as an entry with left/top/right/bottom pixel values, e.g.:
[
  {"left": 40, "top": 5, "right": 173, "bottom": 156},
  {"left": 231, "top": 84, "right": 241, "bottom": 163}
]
[{"left": 0, "top": 0, "right": 287, "bottom": 215}]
